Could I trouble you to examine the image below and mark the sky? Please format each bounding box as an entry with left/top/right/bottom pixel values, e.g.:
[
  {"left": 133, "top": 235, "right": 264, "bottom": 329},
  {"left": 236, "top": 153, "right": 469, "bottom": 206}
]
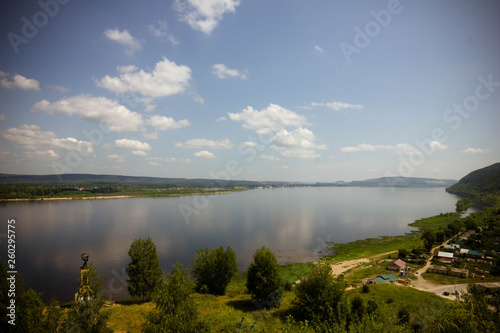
[{"left": 1, "top": 0, "right": 499, "bottom": 182}]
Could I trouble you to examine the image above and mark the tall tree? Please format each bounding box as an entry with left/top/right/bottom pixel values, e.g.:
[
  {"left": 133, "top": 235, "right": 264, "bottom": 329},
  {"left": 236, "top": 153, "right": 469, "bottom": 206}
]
[
  {"left": 126, "top": 237, "right": 163, "bottom": 300},
  {"left": 246, "top": 246, "right": 283, "bottom": 309},
  {"left": 143, "top": 261, "right": 208, "bottom": 333},
  {"left": 192, "top": 245, "right": 238, "bottom": 295}
]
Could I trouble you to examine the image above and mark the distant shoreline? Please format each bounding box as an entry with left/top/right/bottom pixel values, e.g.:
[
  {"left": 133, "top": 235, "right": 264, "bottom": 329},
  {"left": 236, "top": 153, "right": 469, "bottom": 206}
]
[{"left": 0, "top": 190, "right": 237, "bottom": 202}]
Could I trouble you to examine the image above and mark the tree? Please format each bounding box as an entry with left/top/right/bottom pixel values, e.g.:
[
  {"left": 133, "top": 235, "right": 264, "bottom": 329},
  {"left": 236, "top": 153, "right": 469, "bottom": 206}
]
[
  {"left": 16, "top": 288, "right": 45, "bottom": 333},
  {"left": 43, "top": 297, "right": 64, "bottom": 333},
  {"left": 143, "top": 261, "right": 209, "bottom": 333},
  {"left": 398, "top": 249, "right": 408, "bottom": 259},
  {"left": 192, "top": 246, "right": 238, "bottom": 295},
  {"left": 246, "top": 246, "right": 283, "bottom": 309},
  {"left": 126, "top": 237, "right": 163, "bottom": 300},
  {"left": 294, "top": 262, "right": 347, "bottom": 325}
]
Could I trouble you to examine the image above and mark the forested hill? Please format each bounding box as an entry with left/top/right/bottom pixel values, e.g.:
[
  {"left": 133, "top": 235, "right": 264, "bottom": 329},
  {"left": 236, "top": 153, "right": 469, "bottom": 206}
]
[
  {"left": 446, "top": 162, "right": 500, "bottom": 194},
  {"left": 446, "top": 162, "right": 500, "bottom": 199}
]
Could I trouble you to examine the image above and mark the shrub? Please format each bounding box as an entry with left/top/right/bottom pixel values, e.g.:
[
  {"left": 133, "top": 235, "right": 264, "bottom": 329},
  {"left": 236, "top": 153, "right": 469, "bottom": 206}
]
[{"left": 192, "top": 246, "right": 238, "bottom": 295}]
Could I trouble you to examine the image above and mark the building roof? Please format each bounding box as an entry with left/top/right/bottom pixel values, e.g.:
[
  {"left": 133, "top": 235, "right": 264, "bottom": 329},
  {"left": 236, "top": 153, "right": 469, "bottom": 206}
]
[
  {"left": 389, "top": 259, "right": 406, "bottom": 268},
  {"left": 467, "top": 250, "right": 484, "bottom": 257},
  {"left": 374, "top": 274, "right": 398, "bottom": 284},
  {"left": 460, "top": 249, "right": 469, "bottom": 254},
  {"left": 438, "top": 251, "right": 454, "bottom": 259}
]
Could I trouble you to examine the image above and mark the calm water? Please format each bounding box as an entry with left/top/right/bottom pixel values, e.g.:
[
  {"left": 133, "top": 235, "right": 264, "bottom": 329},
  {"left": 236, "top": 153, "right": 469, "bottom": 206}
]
[{"left": 1, "top": 187, "right": 461, "bottom": 301}]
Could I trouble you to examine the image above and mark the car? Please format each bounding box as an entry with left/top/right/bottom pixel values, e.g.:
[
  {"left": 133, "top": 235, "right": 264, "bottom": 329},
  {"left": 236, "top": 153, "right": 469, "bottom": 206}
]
[{"left": 443, "top": 291, "right": 450, "bottom": 296}]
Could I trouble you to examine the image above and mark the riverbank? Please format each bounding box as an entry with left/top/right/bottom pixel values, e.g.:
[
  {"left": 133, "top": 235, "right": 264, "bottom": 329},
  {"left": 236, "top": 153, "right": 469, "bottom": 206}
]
[{"left": 0, "top": 189, "right": 242, "bottom": 202}]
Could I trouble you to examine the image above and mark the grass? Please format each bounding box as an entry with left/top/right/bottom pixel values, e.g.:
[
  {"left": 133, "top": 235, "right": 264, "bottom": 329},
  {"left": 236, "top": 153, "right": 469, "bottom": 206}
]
[{"left": 409, "top": 212, "right": 460, "bottom": 230}]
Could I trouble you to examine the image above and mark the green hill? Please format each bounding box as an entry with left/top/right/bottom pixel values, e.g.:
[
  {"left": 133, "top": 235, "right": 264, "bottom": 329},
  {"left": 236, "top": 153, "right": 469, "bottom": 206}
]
[{"left": 446, "top": 163, "right": 500, "bottom": 196}]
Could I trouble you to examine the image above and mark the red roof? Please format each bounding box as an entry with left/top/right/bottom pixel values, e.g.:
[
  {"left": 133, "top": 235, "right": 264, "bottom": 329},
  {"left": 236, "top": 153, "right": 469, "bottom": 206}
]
[{"left": 390, "top": 259, "right": 406, "bottom": 268}]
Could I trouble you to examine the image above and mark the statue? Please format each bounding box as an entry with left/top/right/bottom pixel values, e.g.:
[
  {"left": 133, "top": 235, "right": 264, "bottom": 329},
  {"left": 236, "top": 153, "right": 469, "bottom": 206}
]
[
  {"left": 75, "top": 253, "right": 91, "bottom": 302},
  {"left": 81, "top": 253, "right": 89, "bottom": 269}
]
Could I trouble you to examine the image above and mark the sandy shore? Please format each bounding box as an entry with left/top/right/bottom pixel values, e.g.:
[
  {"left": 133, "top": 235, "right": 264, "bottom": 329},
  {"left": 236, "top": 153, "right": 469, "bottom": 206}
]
[
  {"left": 0, "top": 191, "right": 236, "bottom": 202},
  {"left": 330, "top": 258, "right": 370, "bottom": 276}
]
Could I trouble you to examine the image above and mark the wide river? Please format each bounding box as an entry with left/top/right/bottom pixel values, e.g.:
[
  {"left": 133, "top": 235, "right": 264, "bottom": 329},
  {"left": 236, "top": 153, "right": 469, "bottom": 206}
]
[{"left": 1, "top": 186, "right": 461, "bottom": 302}]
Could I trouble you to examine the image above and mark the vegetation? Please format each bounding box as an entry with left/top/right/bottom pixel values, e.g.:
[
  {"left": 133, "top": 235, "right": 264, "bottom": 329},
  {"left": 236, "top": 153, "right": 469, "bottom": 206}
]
[
  {"left": 293, "top": 263, "right": 347, "bottom": 325},
  {"left": 246, "top": 246, "right": 284, "bottom": 309},
  {"left": 126, "top": 237, "right": 163, "bottom": 301},
  {"left": 192, "top": 246, "right": 238, "bottom": 295},
  {"left": 143, "top": 261, "right": 208, "bottom": 333}
]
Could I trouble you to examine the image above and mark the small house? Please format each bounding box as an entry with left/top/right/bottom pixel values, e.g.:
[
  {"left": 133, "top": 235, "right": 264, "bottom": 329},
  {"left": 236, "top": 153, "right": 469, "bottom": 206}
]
[
  {"left": 373, "top": 274, "right": 399, "bottom": 284},
  {"left": 437, "top": 251, "right": 454, "bottom": 264},
  {"left": 387, "top": 259, "right": 406, "bottom": 271}
]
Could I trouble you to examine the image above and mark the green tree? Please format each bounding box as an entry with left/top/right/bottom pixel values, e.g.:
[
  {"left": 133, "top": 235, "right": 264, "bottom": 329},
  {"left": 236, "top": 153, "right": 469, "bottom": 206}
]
[
  {"left": 246, "top": 246, "right": 283, "bottom": 309},
  {"left": 16, "top": 288, "right": 45, "bottom": 333},
  {"left": 143, "top": 261, "right": 208, "bottom": 333},
  {"left": 43, "top": 297, "right": 64, "bottom": 333},
  {"left": 398, "top": 249, "right": 408, "bottom": 259},
  {"left": 126, "top": 237, "right": 163, "bottom": 300},
  {"left": 294, "top": 262, "right": 347, "bottom": 325},
  {"left": 192, "top": 245, "right": 238, "bottom": 295}
]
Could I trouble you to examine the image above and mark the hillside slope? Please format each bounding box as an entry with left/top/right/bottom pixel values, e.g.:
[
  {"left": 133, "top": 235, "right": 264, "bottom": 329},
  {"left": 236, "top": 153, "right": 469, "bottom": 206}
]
[{"left": 446, "top": 163, "right": 500, "bottom": 197}]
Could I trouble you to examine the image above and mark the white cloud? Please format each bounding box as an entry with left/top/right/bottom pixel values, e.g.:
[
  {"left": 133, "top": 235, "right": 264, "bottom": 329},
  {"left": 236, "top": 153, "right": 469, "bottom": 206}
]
[
  {"left": 193, "top": 94, "right": 204, "bottom": 104},
  {"left": 211, "top": 64, "right": 247, "bottom": 79},
  {"left": 0, "top": 113, "right": 7, "bottom": 121},
  {"left": 261, "top": 154, "right": 280, "bottom": 161},
  {"left": 462, "top": 147, "right": 487, "bottom": 154},
  {"left": 314, "top": 46, "right": 324, "bottom": 52},
  {"left": 174, "top": 0, "right": 241, "bottom": 35},
  {"left": 311, "top": 101, "right": 363, "bottom": 111},
  {"left": 108, "top": 154, "right": 125, "bottom": 159},
  {"left": 270, "top": 127, "right": 327, "bottom": 159},
  {"left": 103, "top": 29, "right": 141, "bottom": 55},
  {"left": 47, "top": 84, "right": 70, "bottom": 93},
  {"left": 25, "top": 150, "right": 60, "bottom": 159},
  {"left": 0, "top": 72, "right": 41, "bottom": 91},
  {"left": 142, "top": 132, "right": 160, "bottom": 140},
  {"left": 215, "top": 116, "right": 227, "bottom": 122},
  {"left": 32, "top": 94, "right": 143, "bottom": 132},
  {"left": 2, "top": 124, "right": 93, "bottom": 153},
  {"left": 429, "top": 141, "right": 448, "bottom": 151},
  {"left": 96, "top": 57, "right": 192, "bottom": 98},
  {"left": 241, "top": 141, "right": 256, "bottom": 149},
  {"left": 340, "top": 143, "right": 421, "bottom": 155},
  {"left": 148, "top": 162, "right": 162, "bottom": 166},
  {"left": 148, "top": 20, "right": 180, "bottom": 46},
  {"left": 114, "top": 139, "right": 151, "bottom": 157},
  {"left": 228, "top": 103, "right": 307, "bottom": 134},
  {"left": 147, "top": 115, "right": 191, "bottom": 130},
  {"left": 175, "top": 138, "right": 233, "bottom": 149},
  {"left": 194, "top": 150, "right": 216, "bottom": 159}
]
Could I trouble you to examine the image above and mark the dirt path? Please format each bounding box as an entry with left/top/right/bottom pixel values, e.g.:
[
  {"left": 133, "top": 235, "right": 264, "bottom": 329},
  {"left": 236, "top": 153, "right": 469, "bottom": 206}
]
[{"left": 330, "top": 250, "right": 398, "bottom": 276}]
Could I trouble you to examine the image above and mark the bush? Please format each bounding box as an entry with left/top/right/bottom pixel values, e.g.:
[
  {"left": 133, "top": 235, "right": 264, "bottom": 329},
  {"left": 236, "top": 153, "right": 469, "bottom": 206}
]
[
  {"left": 192, "top": 246, "right": 238, "bottom": 295},
  {"left": 294, "top": 262, "right": 347, "bottom": 324},
  {"left": 362, "top": 284, "right": 370, "bottom": 293},
  {"left": 246, "top": 246, "right": 283, "bottom": 309}
]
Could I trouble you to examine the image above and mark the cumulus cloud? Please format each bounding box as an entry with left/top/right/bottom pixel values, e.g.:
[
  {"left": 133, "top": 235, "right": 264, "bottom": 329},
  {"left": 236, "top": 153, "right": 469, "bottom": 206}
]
[
  {"left": 194, "top": 150, "right": 216, "bottom": 159},
  {"left": 211, "top": 64, "right": 247, "bottom": 79},
  {"left": 175, "top": 138, "right": 233, "bottom": 149},
  {"left": 429, "top": 141, "right": 448, "bottom": 151},
  {"left": 96, "top": 57, "right": 192, "bottom": 98},
  {"left": 174, "top": 0, "right": 241, "bottom": 35},
  {"left": 340, "top": 143, "right": 421, "bottom": 155},
  {"left": 215, "top": 116, "right": 227, "bottom": 122},
  {"left": 241, "top": 141, "right": 257, "bottom": 149},
  {"left": 25, "top": 150, "right": 60, "bottom": 159},
  {"left": 192, "top": 94, "right": 204, "bottom": 104},
  {"left": 228, "top": 103, "right": 307, "bottom": 134},
  {"left": 0, "top": 71, "right": 41, "bottom": 91},
  {"left": 115, "top": 138, "right": 151, "bottom": 151},
  {"left": 311, "top": 101, "right": 363, "bottom": 111},
  {"left": 2, "top": 125, "right": 93, "bottom": 153},
  {"left": 314, "top": 46, "right": 324, "bottom": 52},
  {"left": 32, "top": 94, "right": 143, "bottom": 132},
  {"left": 462, "top": 147, "right": 487, "bottom": 154},
  {"left": 270, "top": 127, "right": 327, "bottom": 159},
  {"left": 146, "top": 115, "right": 190, "bottom": 130},
  {"left": 103, "top": 29, "right": 141, "bottom": 55},
  {"left": 47, "top": 84, "right": 70, "bottom": 93}
]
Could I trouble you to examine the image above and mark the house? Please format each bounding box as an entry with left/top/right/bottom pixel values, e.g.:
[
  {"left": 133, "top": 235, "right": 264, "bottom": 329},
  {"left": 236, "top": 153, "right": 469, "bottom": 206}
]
[
  {"left": 467, "top": 250, "right": 484, "bottom": 258},
  {"left": 437, "top": 251, "right": 454, "bottom": 264},
  {"left": 387, "top": 259, "right": 406, "bottom": 271},
  {"left": 427, "top": 265, "right": 468, "bottom": 278},
  {"left": 373, "top": 274, "right": 399, "bottom": 284}
]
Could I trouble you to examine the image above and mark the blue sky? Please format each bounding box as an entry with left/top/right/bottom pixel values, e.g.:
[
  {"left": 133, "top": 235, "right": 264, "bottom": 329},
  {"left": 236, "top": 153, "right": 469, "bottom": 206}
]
[{"left": 1, "top": 0, "right": 499, "bottom": 182}]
